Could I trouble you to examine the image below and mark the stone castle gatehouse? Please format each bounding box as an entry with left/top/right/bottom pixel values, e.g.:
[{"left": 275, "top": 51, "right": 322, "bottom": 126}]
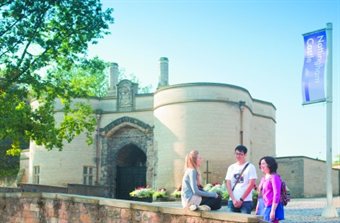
[{"left": 21, "top": 57, "right": 276, "bottom": 199}]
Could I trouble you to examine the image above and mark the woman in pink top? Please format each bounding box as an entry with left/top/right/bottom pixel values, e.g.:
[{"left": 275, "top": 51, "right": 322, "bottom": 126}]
[{"left": 257, "top": 156, "right": 284, "bottom": 223}]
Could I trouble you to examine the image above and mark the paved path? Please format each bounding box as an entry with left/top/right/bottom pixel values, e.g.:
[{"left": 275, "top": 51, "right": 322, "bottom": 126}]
[{"left": 279, "top": 196, "right": 340, "bottom": 223}]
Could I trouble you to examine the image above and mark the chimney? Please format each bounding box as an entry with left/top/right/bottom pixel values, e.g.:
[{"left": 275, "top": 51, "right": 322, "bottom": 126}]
[
  {"left": 108, "top": 62, "right": 119, "bottom": 96},
  {"left": 158, "top": 57, "right": 169, "bottom": 88}
]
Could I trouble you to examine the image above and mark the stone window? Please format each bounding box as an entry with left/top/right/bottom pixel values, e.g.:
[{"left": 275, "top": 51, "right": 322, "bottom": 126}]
[
  {"left": 33, "top": 166, "right": 40, "bottom": 184},
  {"left": 83, "top": 166, "right": 94, "bottom": 185}
]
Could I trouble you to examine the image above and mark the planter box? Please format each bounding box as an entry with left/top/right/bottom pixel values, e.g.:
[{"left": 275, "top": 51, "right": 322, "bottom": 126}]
[
  {"left": 131, "top": 197, "right": 153, "bottom": 203},
  {"left": 154, "top": 197, "right": 179, "bottom": 202}
]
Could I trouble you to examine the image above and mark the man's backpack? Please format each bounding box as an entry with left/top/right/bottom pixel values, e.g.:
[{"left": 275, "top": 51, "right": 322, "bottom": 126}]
[{"left": 280, "top": 180, "right": 291, "bottom": 206}]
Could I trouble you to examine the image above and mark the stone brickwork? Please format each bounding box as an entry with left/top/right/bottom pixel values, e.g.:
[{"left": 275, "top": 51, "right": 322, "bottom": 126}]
[
  {"left": 276, "top": 156, "right": 340, "bottom": 198},
  {"left": 153, "top": 83, "right": 276, "bottom": 189},
  {"left": 29, "top": 130, "right": 97, "bottom": 187},
  {"left": 1, "top": 183, "right": 109, "bottom": 197},
  {"left": 0, "top": 192, "right": 262, "bottom": 223},
  {"left": 26, "top": 71, "right": 276, "bottom": 198},
  {"left": 100, "top": 116, "right": 154, "bottom": 197},
  {"left": 20, "top": 58, "right": 339, "bottom": 200}
]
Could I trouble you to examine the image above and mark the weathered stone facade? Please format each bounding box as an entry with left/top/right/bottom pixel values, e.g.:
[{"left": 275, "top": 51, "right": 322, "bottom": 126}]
[
  {"left": 100, "top": 116, "right": 155, "bottom": 198},
  {"left": 276, "top": 156, "right": 340, "bottom": 197},
  {"left": 22, "top": 58, "right": 277, "bottom": 199},
  {"left": 0, "top": 192, "right": 262, "bottom": 223}
]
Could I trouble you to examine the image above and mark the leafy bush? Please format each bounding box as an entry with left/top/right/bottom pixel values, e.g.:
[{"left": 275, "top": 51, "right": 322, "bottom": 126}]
[
  {"left": 129, "top": 186, "right": 155, "bottom": 198},
  {"left": 171, "top": 187, "right": 181, "bottom": 198},
  {"left": 204, "top": 182, "right": 229, "bottom": 200},
  {"left": 252, "top": 189, "right": 258, "bottom": 200},
  {"left": 153, "top": 188, "right": 168, "bottom": 199},
  {"left": 0, "top": 138, "right": 22, "bottom": 177}
]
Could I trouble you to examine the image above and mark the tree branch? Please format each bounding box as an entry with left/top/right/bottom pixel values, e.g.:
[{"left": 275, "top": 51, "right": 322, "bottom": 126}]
[
  {"left": 8, "top": 8, "right": 49, "bottom": 85},
  {"left": 0, "top": 14, "right": 25, "bottom": 37}
]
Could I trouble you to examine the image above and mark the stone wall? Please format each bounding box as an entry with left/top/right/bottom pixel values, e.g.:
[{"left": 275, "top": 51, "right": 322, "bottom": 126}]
[
  {"left": 0, "top": 192, "right": 262, "bottom": 223},
  {"left": 0, "top": 184, "right": 109, "bottom": 198},
  {"left": 153, "top": 83, "right": 276, "bottom": 189},
  {"left": 26, "top": 82, "right": 276, "bottom": 198},
  {"left": 276, "top": 156, "right": 340, "bottom": 198}
]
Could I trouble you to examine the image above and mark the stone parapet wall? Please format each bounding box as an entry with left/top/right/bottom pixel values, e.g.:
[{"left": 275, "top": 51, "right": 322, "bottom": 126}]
[
  {"left": 0, "top": 192, "right": 262, "bottom": 223},
  {"left": 0, "top": 184, "right": 109, "bottom": 198}
]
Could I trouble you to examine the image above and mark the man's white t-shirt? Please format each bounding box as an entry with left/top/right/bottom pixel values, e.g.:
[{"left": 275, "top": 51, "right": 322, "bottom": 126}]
[{"left": 225, "top": 162, "right": 257, "bottom": 201}]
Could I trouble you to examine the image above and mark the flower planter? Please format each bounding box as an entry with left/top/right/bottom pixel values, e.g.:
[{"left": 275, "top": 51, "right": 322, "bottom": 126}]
[
  {"left": 154, "top": 197, "right": 166, "bottom": 202},
  {"left": 168, "top": 197, "right": 181, "bottom": 202},
  {"left": 154, "top": 197, "right": 176, "bottom": 202},
  {"left": 131, "top": 197, "right": 153, "bottom": 203}
]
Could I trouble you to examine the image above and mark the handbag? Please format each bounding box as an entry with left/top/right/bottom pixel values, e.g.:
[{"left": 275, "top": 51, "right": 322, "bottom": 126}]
[{"left": 232, "top": 162, "right": 249, "bottom": 191}]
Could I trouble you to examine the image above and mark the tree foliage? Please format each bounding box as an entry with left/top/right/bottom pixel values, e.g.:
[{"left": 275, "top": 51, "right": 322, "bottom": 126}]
[
  {"left": 0, "top": 0, "right": 113, "bottom": 155},
  {"left": 48, "top": 56, "right": 109, "bottom": 98},
  {"left": 0, "top": 138, "right": 23, "bottom": 177}
]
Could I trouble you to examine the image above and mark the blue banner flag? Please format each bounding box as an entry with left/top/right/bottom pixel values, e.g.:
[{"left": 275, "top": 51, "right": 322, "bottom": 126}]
[{"left": 302, "top": 29, "right": 327, "bottom": 104}]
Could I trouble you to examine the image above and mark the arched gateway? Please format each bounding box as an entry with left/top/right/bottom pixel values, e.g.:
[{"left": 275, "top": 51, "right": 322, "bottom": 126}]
[
  {"left": 100, "top": 116, "right": 154, "bottom": 198},
  {"left": 22, "top": 58, "right": 277, "bottom": 198},
  {"left": 116, "top": 144, "right": 146, "bottom": 199}
]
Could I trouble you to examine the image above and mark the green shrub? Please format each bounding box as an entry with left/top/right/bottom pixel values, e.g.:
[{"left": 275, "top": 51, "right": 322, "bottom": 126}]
[
  {"left": 129, "top": 186, "right": 155, "bottom": 198},
  {"left": 153, "top": 188, "right": 168, "bottom": 199}
]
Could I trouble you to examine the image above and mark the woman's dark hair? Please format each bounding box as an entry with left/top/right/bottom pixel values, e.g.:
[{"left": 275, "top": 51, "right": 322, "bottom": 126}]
[{"left": 259, "top": 156, "right": 278, "bottom": 173}]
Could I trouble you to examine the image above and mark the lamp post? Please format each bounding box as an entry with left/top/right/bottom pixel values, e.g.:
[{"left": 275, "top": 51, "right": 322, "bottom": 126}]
[{"left": 322, "top": 22, "right": 338, "bottom": 218}]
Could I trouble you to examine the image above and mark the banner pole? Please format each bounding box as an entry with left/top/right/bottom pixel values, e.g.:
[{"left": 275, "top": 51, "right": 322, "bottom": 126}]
[{"left": 322, "top": 22, "right": 338, "bottom": 218}]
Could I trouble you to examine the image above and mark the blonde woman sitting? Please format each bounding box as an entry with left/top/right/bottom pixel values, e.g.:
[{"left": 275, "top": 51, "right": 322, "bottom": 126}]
[{"left": 181, "top": 150, "right": 221, "bottom": 211}]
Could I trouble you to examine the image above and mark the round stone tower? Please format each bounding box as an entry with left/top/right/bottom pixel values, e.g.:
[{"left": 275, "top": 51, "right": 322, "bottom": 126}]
[{"left": 153, "top": 83, "right": 276, "bottom": 190}]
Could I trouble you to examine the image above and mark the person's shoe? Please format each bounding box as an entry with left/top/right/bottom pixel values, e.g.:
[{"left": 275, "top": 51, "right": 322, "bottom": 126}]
[
  {"left": 198, "top": 205, "right": 211, "bottom": 211},
  {"left": 189, "top": 204, "right": 198, "bottom": 211}
]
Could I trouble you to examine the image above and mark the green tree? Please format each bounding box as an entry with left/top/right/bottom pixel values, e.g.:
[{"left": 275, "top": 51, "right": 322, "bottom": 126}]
[
  {"left": 0, "top": 0, "right": 114, "bottom": 155},
  {"left": 48, "top": 56, "right": 109, "bottom": 98},
  {"left": 0, "top": 139, "right": 22, "bottom": 177}
]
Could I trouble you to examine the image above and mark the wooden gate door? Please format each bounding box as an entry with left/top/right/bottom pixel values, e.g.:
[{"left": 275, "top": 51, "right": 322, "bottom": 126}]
[{"left": 116, "top": 166, "right": 146, "bottom": 200}]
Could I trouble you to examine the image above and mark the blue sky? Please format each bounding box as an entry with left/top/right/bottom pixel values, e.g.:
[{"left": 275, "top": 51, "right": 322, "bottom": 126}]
[{"left": 88, "top": 0, "right": 340, "bottom": 161}]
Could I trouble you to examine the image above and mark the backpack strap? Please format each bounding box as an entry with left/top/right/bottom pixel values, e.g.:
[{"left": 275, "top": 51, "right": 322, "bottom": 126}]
[{"left": 232, "top": 162, "right": 249, "bottom": 191}]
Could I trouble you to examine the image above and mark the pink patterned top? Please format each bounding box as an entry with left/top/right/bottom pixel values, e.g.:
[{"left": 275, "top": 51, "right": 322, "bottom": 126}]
[{"left": 259, "top": 174, "right": 282, "bottom": 207}]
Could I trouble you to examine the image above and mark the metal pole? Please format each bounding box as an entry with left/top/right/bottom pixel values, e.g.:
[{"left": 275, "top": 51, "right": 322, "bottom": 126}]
[{"left": 322, "top": 22, "right": 338, "bottom": 218}]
